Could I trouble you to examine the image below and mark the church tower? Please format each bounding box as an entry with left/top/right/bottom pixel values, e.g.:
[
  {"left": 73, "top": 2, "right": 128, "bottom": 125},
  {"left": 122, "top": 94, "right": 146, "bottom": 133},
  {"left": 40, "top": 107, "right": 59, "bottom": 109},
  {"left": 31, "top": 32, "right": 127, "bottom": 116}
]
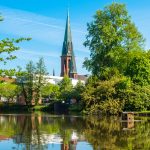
[{"left": 60, "top": 11, "right": 77, "bottom": 79}]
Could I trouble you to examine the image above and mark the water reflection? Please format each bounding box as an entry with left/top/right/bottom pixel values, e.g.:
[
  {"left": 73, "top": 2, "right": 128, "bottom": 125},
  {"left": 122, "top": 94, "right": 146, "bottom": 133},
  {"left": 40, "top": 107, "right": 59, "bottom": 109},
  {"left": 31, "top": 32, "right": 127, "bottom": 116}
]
[{"left": 0, "top": 114, "right": 149, "bottom": 150}]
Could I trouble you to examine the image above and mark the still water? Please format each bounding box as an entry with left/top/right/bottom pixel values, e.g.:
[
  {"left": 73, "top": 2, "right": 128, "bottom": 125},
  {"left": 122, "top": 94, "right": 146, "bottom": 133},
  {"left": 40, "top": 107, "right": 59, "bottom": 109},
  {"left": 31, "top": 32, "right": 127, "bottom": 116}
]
[{"left": 0, "top": 113, "right": 149, "bottom": 150}]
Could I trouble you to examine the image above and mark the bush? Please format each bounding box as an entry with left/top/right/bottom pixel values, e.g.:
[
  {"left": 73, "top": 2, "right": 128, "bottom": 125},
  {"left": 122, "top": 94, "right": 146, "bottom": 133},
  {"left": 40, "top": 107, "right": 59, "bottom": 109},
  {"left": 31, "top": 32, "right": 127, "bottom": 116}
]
[
  {"left": 82, "top": 75, "right": 150, "bottom": 114},
  {"left": 124, "top": 85, "right": 150, "bottom": 111},
  {"left": 82, "top": 76, "right": 126, "bottom": 115}
]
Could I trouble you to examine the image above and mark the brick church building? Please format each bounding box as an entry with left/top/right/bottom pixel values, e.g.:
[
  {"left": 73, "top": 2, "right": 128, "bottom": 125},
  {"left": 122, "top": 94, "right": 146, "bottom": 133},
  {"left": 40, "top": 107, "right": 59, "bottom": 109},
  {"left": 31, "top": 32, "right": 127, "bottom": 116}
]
[{"left": 60, "top": 11, "right": 78, "bottom": 79}]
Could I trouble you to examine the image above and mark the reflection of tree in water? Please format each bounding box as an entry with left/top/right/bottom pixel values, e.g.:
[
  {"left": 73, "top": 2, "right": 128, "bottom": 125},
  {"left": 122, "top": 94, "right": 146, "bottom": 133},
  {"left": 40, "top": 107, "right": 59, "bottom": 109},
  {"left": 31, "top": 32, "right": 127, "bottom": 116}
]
[
  {"left": 14, "top": 115, "right": 48, "bottom": 150},
  {"left": 83, "top": 116, "right": 150, "bottom": 150},
  {"left": 14, "top": 115, "right": 84, "bottom": 150},
  {"left": 0, "top": 115, "right": 16, "bottom": 137},
  {"left": 1, "top": 115, "right": 150, "bottom": 150},
  {"left": 39, "top": 116, "right": 85, "bottom": 150},
  {"left": 82, "top": 116, "right": 121, "bottom": 150}
]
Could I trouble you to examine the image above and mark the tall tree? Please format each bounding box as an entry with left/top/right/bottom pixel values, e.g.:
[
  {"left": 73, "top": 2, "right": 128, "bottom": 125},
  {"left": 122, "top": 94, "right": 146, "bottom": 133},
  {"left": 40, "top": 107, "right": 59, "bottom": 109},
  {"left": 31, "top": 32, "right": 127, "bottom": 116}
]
[
  {"left": 72, "top": 80, "right": 85, "bottom": 102},
  {"left": 83, "top": 3, "right": 145, "bottom": 78},
  {"left": 19, "top": 61, "right": 35, "bottom": 106},
  {"left": 34, "top": 57, "right": 48, "bottom": 104},
  {"left": 58, "top": 75, "right": 73, "bottom": 101}
]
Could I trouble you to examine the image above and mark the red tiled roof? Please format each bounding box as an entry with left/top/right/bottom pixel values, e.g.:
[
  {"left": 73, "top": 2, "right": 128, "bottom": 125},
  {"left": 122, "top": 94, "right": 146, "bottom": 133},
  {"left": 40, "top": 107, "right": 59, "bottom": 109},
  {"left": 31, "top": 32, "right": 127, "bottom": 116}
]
[{"left": 0, "top": 77, "right": 16, "bottom": 83}]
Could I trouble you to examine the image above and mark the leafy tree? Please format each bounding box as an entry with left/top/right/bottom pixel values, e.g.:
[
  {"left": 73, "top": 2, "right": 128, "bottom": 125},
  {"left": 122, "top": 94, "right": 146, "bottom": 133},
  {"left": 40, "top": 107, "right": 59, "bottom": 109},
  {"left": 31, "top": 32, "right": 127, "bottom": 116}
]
[
  {"left": 0, "top": 14, "right": 31, "bottom": 76},
  {"left": 124, "top": 84, "right": 150, "bottom": 111},
  {"left": 18, "top": 58, "right": 48, "bottom": 106},
  {"left": 81, "top": 2, "right": 150, "bottom": 114},
  {"left": 41, "top": 83, "right": 60, "bottom": 100},
  {"left": 58, "top": 75, "right": 73, "bottom": 101},
  {"left": 0, "top": 82, "right": 21, "bottom": 103},
  {"left": 126, "top": 52, "right": 150, "bottom": 86},
  {"left": 83, "top": 3, "right": 144, "bottom": 78},
  {"left": 82, "top": 76, "right": 131, "bottom": 115},
  {"left": 20, "top": 61, "right": 35, "bottom": 106},
  {"left": 72, "top": 80, "right": 85, "bottom": 102},
  {"left": 34, "top": 57, "right": 48, "bottom": 104},
  {"left": 81, "top": 76, "right": 99, "bottom": 113},
  {"left": 82, "top": 74, "right": 150, "bottom": 114}
]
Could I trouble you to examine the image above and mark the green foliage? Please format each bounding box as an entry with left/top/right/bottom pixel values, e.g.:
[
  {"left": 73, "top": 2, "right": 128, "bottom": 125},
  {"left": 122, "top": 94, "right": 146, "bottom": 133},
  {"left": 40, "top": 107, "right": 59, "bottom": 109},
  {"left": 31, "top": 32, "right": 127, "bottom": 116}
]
[
  {"left": 0, "top": 38, "right": 31, "bottom": 64},
  {"left": 34, "top": 57, "right": 48, "bottom": 104},
  {"left": 100, "top": 67, "right": 120, "bottom": 80},
  {"left": 71, "top": 80, "right": 85, "bottom": 101},
  {"left": 126, "top": 52, "right": 150, "bottom": 86},
  {"left": 0, "top": 15, "right": 31, "bottom": 76},
  {"left": 83, "top": 3, "right": 144, "bottom": 78},
  {"left": 82, "top": 76, "right": 126, "bottom": 115},
  {"left": 124, "top": 85, "right": 150, "bottom": 111},
  {"left": 20, "top": 61, "right": 35, "bottom": 106},
  {"left": 82, "top": 75, "right": 150, "bottom": 114},
  {"left": 18, "top": 58, "right": 48, "bottom": 106},
  {"left": 58, "top": 75, "right": 73, "bottom": 101},
  {"left": 0, "top": 82, "right": 21, "bottom": 102},
  {"left": 41, "top": 83, "right": 60, "bottom": 100},
  {"left": 82, "top": 3, "right": 150, "bottom": 114}
]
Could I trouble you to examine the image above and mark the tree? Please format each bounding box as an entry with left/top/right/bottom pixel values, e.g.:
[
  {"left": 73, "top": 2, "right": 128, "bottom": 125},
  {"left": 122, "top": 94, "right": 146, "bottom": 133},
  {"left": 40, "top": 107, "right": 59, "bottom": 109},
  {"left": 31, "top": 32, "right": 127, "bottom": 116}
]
[
  {"left": 20, "top": 61, "right": 35, "bottom": 106},
  {"left": 0, "top": 14, "right": 31, "bottom": 76},
  {"left": 34, "top": 57, "right": 48, "bottom": 104},
  {"left": 18, "top": 58, "right": 48, "bottom": 106},
  {"left": 126, "top": 52, "right": 150, "bottom": 86},
  {"left": 58, "top": 75, "right": 73, "bottom": 101},
  {"left": 72, "top": 80, "right": 85, "bottom": 102},
  {"left": 0, "top": 82, "right": 21, "bottom": 103},
  {"left": 82, "top": 76, "right": 131, "bottom": 115},
  {"left": 124, "top": 84, "right": 150, "bottom": 111},
  {"left": 41, "top": 83, "right": 60, "bottom": 100},
  {"left": 83, "top": 3, "right": 144, "bottom": 78}
]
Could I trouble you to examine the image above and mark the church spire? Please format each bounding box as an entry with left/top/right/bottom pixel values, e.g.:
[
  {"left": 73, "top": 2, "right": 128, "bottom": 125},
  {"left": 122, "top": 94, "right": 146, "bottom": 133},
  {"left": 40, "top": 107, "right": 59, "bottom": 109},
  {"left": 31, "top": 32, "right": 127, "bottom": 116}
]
[
  {"left": 62, "top": 10, "right": 72, "bottom": 56},
  {"left": 60, "top": 11, "right": 77, "bottom": 79}
]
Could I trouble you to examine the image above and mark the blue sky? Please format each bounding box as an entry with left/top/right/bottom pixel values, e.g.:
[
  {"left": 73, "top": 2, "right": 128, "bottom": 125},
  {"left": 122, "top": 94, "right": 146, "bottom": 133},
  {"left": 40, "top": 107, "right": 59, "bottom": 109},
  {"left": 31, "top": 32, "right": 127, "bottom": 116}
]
[{"left": 0, "top": 0, "right": 150, "bottom": 75}]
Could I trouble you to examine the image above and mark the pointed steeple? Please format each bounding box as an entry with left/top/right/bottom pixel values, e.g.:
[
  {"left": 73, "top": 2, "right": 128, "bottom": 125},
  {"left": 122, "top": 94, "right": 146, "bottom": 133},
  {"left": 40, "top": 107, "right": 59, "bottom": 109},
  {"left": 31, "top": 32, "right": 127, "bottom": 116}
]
[
  {"left": 60, "top": 11, "right": 77, "bottom": 78},
  {"left": 62, "top": 10, "right": 73, "bottom": 56}
]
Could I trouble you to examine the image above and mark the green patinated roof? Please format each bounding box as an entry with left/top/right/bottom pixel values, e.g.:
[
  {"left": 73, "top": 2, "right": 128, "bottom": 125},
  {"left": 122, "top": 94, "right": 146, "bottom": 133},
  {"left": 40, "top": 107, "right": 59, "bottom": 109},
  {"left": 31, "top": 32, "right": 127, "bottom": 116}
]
[
  {"left": 62, "top": 11, "right": 77, "bottom": 73},
  {"left": 62, "top": 11, "right": 72, "bottom": 56}
]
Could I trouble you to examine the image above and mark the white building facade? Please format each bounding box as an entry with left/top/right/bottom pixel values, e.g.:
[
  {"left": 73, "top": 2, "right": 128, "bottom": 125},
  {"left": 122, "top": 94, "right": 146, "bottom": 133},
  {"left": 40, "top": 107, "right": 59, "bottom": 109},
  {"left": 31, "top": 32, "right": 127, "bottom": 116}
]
[{"left": 44, "top": 75, "right": 85, "bottom": 86}]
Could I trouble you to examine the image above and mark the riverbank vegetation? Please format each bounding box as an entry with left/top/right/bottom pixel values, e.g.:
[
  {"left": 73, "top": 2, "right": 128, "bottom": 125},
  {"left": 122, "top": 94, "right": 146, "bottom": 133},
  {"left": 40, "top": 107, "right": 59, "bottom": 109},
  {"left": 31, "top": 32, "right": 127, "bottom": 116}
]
[
  {"left": 0, "top": 3, "right": 150, "bottom": 115},
  {"left": 82, "top": 3, "right": 150, "bottom": 114}
]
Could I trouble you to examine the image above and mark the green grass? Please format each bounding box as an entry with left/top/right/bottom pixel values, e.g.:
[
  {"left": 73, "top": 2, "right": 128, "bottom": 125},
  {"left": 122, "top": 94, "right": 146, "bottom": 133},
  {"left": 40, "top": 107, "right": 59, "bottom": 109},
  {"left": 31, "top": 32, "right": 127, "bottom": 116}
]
[
  {"left": 134, "top": 111, "right": 150, "bottom": 114},
  {"left": 32, "top": 105, "right": 47, "bottom": 110}
]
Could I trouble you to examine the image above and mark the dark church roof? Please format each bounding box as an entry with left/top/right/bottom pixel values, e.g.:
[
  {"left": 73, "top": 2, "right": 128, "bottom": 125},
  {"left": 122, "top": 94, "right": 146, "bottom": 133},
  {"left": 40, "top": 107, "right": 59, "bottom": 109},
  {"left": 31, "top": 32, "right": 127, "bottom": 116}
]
[{"left": 61, "top": 11, "right": 77, "bottom": 74}]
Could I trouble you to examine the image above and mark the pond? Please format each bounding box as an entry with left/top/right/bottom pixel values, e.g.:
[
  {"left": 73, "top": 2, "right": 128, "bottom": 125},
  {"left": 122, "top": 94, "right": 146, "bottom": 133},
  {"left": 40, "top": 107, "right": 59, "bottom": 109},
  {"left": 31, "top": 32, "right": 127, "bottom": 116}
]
[{"left": 0, "top": 113, "right": 149, "bottom": 150}]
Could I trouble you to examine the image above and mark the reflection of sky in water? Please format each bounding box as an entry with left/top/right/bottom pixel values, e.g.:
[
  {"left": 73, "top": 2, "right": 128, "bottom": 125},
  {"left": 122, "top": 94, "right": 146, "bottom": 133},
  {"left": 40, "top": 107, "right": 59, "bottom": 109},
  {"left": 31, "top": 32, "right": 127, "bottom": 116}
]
[
  {"left": 0, "top": 139, "right": 23, "bottom": 150},
  {"left": 0, "top": 139, "right": 92, "bottom": 150},
  {"left": 47, "top": 143, "right": 61, "bottom": 150},
  {"left": 77, "top": 142, "right": 93, "bottom": 150}
]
